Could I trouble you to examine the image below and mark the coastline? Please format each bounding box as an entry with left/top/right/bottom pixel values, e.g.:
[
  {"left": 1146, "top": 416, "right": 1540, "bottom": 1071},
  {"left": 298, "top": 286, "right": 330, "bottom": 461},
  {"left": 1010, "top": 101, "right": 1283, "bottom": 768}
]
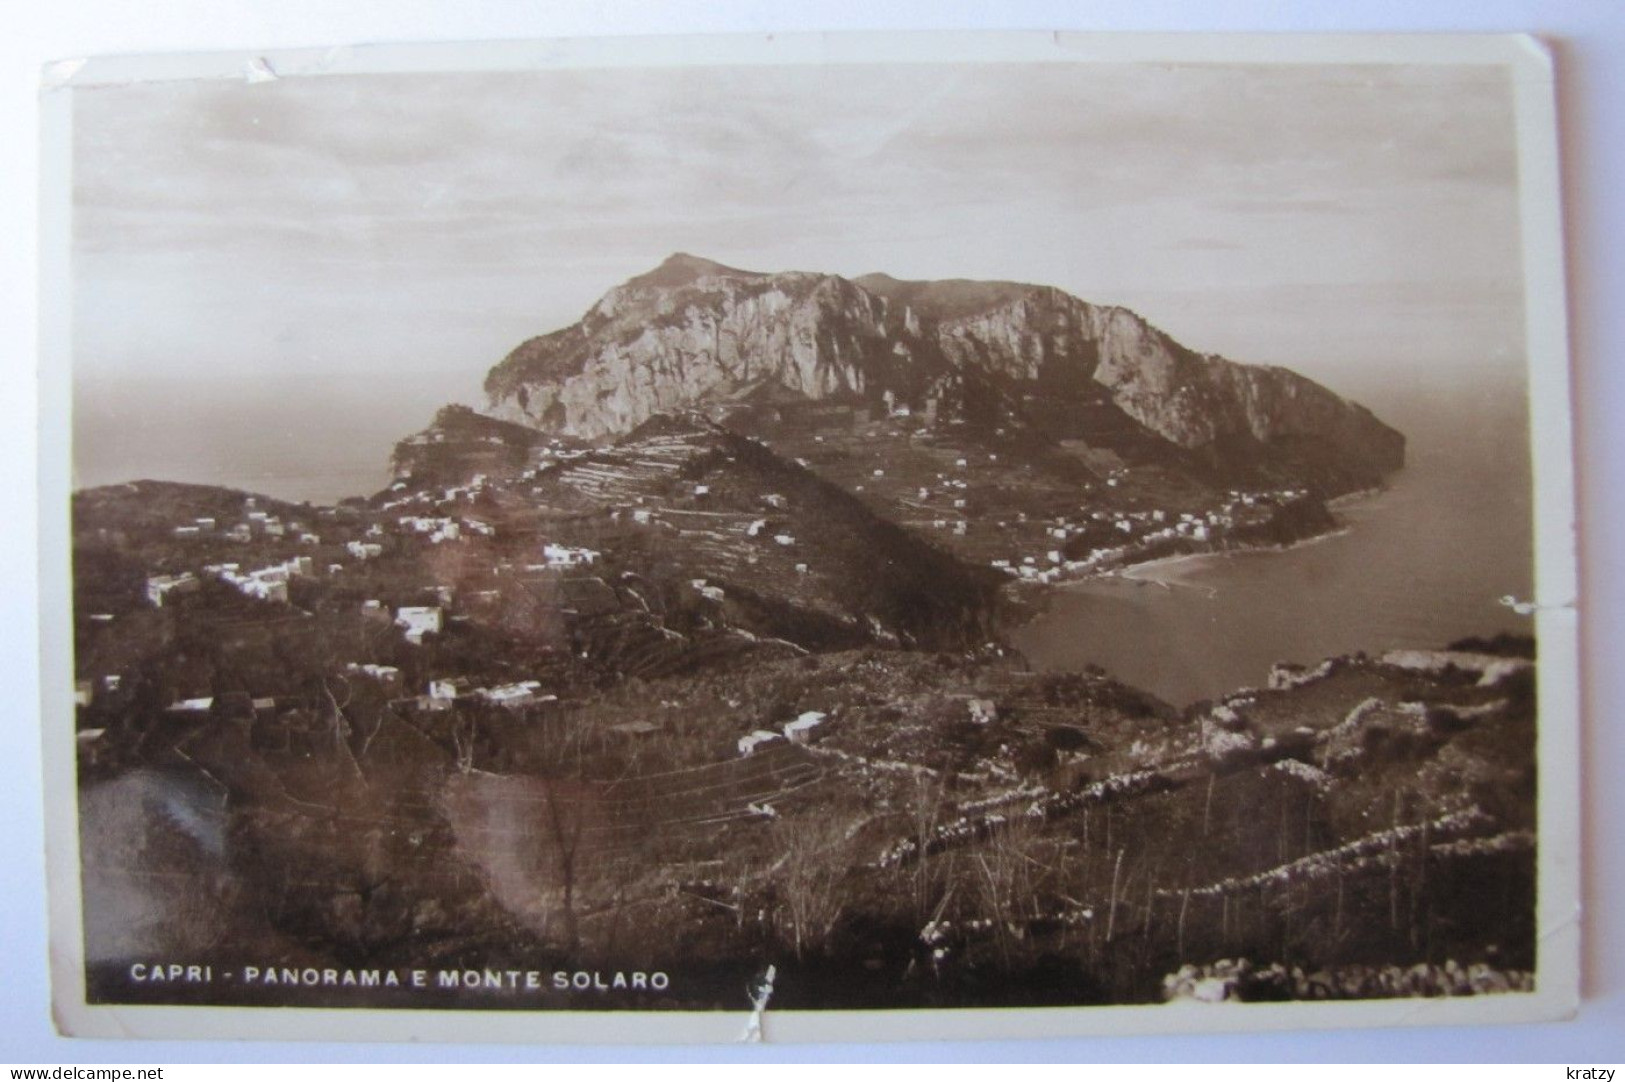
[
  {"left": 1103, "top": 522, "right": 1358, "bottom": 590},
  {"left": 1033, "top": 484, "right": 1385, "bottom": 596},
  {"left": 994, "top": 484, "right": 1387, "bottom": 632},
  {"left": 1327, "top": 483, "right": 1385, "bottom": 509}
]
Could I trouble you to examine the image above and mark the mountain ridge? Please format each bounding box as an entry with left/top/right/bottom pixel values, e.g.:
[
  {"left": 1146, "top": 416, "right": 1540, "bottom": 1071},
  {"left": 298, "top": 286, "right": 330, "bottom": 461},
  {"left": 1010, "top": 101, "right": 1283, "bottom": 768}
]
[{"left": 484, "top": 255, "right": 1405, "bottom": 488}]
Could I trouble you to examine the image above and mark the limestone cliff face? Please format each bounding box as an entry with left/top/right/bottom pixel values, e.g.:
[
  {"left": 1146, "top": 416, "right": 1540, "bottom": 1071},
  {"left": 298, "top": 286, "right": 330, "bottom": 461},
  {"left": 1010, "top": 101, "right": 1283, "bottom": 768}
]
[
  {"left": 484, "top": 254, "right": 1404, "bottom": 475},
  {"left": 934, "top": 287, "right": 1104, "bottom": 383},
  {"left": 487, "top": 256, "right": 913, "bottom": 439},
  {"left": 925, "top": 288, "right": 1403, "bottom": 474}
]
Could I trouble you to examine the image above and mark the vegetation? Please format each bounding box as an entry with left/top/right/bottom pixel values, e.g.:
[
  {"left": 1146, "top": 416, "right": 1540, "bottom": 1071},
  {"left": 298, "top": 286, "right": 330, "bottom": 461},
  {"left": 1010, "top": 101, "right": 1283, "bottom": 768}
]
[{"left": 69, "top": 401, "right": 1531, "bottom": 1014}]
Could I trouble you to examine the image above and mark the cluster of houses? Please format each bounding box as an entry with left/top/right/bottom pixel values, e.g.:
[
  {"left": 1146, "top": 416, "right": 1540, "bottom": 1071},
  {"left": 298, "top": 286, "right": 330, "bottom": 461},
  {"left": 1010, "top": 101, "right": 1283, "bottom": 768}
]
[
  {"left": 344, "top": 661, "right": 403, "bottom": 691},
  {"left": 123, "top": 663, "right": 560, "bottom": 738},
  {"left": 144, "top": 497, "right": 358, "bottom": 607},
  {"left": 527, "top": 441, "right": 590, "bottom": 467},
  {"left": 381, "top": 470, "right": 502, "bottom": 511},
  {"left": 150, "top": 489, "right": 608, "bottom": 621},
  {"left": 391, "top": 512, "right": 495, "bottom": 544},
  {"left": 145, "top": 572, "right": 200, "bottom": 607},
  {"left": 423, "top": 675, "right": 556, "bottom": 711},
  {"left": 539, "top": 542, "right": 600, "bottom": 568},
  {"left": 169, "top": 499, "right": 320, "bottom": 547},
  {"left": 146, "top": 555, "right": 316, "bottom": 607},
  {"left": 398, "top": 515, "right": 462, "bottom": 544},
  {"left": 978, "top": 487, "right": 1308, "bottom": 586},
  {"left": 203, "top": 556, "right": 314, "bottom": 604},
  {"left": 737, "top": 709, "right": 828, "bottom": 756},
  {"left": 852, "top": 453, "right": 982, "bottom": 534}
]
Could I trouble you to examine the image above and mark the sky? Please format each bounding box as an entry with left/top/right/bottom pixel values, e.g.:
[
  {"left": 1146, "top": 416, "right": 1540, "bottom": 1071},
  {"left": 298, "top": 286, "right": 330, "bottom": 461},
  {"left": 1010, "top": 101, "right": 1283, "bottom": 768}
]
[{"left": 71, "top": 59, "right": 1526, "bottom": 412}]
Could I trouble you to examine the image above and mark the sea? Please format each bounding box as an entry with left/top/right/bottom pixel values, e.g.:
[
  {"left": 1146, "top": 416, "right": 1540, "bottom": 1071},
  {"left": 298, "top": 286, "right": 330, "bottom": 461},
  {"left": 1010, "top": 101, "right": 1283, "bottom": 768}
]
[
  {"left": 72, "top": 370, "right": 1537, "bottom": 708},
  {"left": 1010, "top": 380, "right": 1537, "bottom": 706},
  {"left": 73, "top": 372, "right": 478, "bottom": 507}
]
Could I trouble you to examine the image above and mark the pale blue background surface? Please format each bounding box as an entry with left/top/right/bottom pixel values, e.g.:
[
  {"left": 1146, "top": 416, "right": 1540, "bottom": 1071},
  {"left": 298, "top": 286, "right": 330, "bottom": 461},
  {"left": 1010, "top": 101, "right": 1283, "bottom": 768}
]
[{"left": 2, "top": 0, "right": 1620, "bottom": 1063}]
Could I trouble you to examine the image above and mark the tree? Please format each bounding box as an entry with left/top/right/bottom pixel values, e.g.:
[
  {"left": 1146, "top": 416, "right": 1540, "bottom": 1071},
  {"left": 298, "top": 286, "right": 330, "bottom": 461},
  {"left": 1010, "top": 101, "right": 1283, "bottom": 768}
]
[{"left": 772, "top": 813, "right": 853, "bottom": 961}]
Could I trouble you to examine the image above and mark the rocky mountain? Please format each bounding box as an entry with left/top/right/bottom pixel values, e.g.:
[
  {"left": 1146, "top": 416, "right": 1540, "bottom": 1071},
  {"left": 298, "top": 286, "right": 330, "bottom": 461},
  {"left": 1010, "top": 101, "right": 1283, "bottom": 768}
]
[{"left": 484, "top": 254, "right": 1404, "bottom": 486}]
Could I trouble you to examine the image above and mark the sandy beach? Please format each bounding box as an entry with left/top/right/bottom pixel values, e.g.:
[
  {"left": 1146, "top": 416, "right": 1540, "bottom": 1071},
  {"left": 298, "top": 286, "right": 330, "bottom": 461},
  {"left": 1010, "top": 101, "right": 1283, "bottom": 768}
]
[{"left": 1069, "top": 519, "right": 1364, "bottom": 593}]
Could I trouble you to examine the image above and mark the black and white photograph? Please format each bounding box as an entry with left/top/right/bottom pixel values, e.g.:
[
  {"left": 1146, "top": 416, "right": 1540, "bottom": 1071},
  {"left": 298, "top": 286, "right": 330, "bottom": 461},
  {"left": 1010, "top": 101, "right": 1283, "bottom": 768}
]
[{"left": 39, "top": 32, "right": 1579, "bottom": 1042}]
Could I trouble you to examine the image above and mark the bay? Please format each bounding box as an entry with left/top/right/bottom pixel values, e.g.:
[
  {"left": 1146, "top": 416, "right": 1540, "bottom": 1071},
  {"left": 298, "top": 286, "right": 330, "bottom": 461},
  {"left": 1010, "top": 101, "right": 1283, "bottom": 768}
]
[
  {"left": 72, "top": 369, "right": 1537, "bottom": 709},
  {"left": 1009, "top": 383, "right": 1536, "bottom": 706}
]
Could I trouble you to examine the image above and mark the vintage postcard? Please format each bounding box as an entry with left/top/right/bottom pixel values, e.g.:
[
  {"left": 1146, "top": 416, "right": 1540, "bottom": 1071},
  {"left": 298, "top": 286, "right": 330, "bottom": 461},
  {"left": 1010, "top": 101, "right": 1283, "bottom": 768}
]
[{"left": 38, "top": 32, "right": 1579, "bottom": 1042}]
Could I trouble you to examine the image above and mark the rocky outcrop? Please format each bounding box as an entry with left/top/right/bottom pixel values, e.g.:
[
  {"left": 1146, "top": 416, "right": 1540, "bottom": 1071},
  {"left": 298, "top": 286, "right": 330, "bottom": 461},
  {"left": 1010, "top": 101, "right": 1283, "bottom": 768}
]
[
  {"left": 484, "top": 254, "right": 1404, "bottom": 477},
  {"left": 488, "top": 256, "right": 916, "bottom": 438},
  {"left": 920, "top": 285, "right": 1403, "bottom": 475}
]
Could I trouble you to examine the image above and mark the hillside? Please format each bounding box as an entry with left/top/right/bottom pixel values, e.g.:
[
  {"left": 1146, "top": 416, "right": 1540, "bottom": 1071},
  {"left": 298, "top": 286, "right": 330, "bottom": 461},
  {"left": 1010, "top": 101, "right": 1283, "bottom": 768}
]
[{"left": 74, "top": 617, "right": 1537, "bottom": 1009}]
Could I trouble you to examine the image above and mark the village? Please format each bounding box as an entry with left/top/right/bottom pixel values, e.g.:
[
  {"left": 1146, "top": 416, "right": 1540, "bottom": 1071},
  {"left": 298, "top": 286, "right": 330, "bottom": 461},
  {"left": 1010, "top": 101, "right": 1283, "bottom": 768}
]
[
  {"left": 714, "top": 394, "right": 1333, "bottom": 585},
  {"left": 72, "top": 397, "right": 1345, "bottom": 775},
  {"left": 68, "top": 401, "right": 1539, "bottom": 1011}
]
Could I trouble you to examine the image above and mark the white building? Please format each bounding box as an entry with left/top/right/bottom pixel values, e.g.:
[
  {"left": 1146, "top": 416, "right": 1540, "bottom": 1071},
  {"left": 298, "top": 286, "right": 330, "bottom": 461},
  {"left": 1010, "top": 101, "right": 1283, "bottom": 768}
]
[
  {"left": 428, "top": 677, "right": 467, "bottom": 701},
  {"left": 738, "top": 730, "right": 783, "bottom": 756},
  {"left": 482, "top": 681, "right": 548, "bottom": 708},
  {"left": 542, "top": 542, "right": 599, "bottom": 567},
  {"left": 395, "top": 606, "right": 443, "bottom": 645},
  {"left": 145, "top": 572, "right": 199, "bottom": 607},
  {"left": 782, "top": 710, "right": 827, "bottom": 744},
  {"left": 344, "top": 663, "right": 402, "bottom": 689},
  {"left": 245, "top": 577, "right": 289, "bottom": 604}
]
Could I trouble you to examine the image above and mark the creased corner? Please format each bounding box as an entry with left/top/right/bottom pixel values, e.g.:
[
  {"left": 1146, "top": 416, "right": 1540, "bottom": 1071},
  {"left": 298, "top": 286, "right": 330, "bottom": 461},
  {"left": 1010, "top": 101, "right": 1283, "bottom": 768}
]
[{"left": 737, "top": 964, "right": 776, "bottom": 1043}]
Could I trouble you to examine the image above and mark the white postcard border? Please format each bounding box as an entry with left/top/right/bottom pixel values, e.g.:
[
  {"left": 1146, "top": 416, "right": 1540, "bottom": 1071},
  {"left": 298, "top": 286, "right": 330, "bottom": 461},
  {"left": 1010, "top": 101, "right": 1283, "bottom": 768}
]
[{"left": 37, "top": 29, "right": 1582, "bottom": 1044}]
